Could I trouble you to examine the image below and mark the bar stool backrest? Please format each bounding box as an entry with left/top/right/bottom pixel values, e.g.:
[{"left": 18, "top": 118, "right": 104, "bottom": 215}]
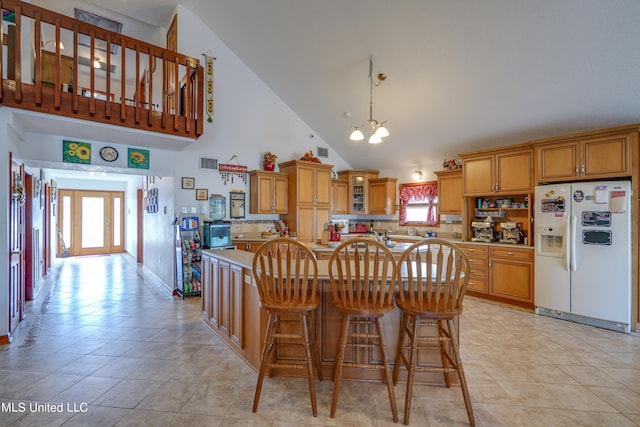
[
  {"left": 328, "top": 238, "right": 396, "bottom": 313},
  {"left": 253, "top": 237, "right": 319, "bottom": 310},
  {"left": 396, "top": 238, "right": 470, "bottom": 316}
]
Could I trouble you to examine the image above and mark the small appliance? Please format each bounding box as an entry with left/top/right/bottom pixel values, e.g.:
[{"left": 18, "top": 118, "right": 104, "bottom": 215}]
[
  {"left": 471, "top": 221, "right": 496, "bottom": 242},
  {"left": 500, "top": 222, "right": 522, "bottom": 244},
  {"left": 203, "top": 221, "right": 233, "bottom": 249}
]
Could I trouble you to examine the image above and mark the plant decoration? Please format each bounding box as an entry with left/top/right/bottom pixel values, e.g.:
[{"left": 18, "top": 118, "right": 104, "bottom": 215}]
[
  {"left": 442, "top": 159, "right": 461, "bottom": 170},
  {"left": 263, "top": 152, "right": 278, "bottom": 171},
  {"left": 300, "top": 150, "right": 321, "bottom": 163}
]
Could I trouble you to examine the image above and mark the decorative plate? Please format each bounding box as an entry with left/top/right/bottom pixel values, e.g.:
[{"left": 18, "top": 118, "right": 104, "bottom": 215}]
[{"left": 100, "top": 146, "right": 118, "bottom": 162}]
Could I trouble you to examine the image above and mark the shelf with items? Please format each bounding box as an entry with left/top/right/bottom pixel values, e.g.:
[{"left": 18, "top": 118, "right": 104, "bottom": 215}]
[
  {"left": 464, "top": 193, "right": 533, "bottom": 246},
  {"left": 175, "top": 217, "right": 202, "bottom": 299}
]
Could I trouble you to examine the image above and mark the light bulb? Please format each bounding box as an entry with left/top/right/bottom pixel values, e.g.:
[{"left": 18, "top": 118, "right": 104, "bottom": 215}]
[
  {"left": 369, "top": 134, "right": 382, "bottom": 144},
  {"left": 350, "top": 128, "right": 364, "bottom": 141},
  {"left": 412, "top": 170, "right": 423, "bottom": 180},
  {"left": 374, "top": 124, "right": 389, "bottom": 138},
  {"left": 94, "top": 58, "right": 101, "bottom": 69}
]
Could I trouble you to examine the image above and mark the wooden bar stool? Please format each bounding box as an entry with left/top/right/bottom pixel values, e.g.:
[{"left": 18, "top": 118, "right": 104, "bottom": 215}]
[
  {"left": 393, "top": 239, "right": 475, "bottom": 425},
  {"left": 252, "top": 237, "right": 323, "bottom": 417},
  {"left": 327, "top": 238, "right": 398, "bottom": 423}
]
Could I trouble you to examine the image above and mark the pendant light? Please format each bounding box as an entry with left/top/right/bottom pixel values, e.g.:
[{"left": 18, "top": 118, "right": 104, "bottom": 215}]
[{"left": 349, "top": 56, "right": 389, "bottom": 144}]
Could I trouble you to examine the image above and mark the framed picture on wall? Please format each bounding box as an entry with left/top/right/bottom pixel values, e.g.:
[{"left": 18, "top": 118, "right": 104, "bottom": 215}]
[
  {"left": 196, "top": 189, "right": 208, "bottom": 200},
  {"left": 182, "top": 177, "right": 195, "bottom": 189}
]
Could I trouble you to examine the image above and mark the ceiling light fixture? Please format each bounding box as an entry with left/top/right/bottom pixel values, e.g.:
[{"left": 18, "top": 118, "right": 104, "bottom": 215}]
[
  {"left": 41, "top": 39, "right": 64, "bottom": 50},
  {"left": 412, "top": 170, "right": 423, "bottom": 180},
  {"left": 94, "top": 57, "right": 101, "bottom": 69},
  {"left": 349, "top": 56, "right": 389, "bottom": 144}
]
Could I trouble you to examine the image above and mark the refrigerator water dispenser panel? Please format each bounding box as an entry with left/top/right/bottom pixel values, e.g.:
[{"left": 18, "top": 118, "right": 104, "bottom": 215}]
[{"left": 536, "top": 225, "right": 565, "bottom": 256}]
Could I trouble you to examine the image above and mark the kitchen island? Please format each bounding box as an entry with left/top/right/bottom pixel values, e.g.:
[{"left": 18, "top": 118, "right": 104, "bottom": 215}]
[{"left": 200, "top": 246, "right": 461, "bottom": 384}]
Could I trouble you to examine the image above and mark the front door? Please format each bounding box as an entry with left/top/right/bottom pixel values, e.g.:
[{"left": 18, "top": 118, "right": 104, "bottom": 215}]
[
  {"left": 58, "top": 190, "right": 125, "bottom": 256},
  {"left": 9, "top": 153, "right": 25, "bottom": 336}
]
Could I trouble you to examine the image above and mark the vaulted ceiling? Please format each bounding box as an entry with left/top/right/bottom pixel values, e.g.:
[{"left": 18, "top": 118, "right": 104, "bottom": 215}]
[{"left": 40, "top": 1, "right": 640, "bottom": 171}]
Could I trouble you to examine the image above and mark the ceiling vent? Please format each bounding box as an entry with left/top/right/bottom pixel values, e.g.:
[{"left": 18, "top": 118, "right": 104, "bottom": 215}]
[
  {"left": 317, "top": 147, "right": 328, "bottom": 158},
  {"left": 199, "top": 157, "right": 218, "bottom": 170}
]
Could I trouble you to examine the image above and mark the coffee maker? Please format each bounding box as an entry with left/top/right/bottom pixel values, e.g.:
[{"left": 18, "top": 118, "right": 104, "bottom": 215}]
[
  {"left": 500, "top": 222, "right": 523, "bottom": 244},
  {"left": 471, "top": 221, "right": 496, "bottom": 242}
]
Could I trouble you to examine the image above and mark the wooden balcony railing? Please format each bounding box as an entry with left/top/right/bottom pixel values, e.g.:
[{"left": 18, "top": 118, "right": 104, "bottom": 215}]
[{"left": 0, "top": 0, "right": 204, "bottom": 139}]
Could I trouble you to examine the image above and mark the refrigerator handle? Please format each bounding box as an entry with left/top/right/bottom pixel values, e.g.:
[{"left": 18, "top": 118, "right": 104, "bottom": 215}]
[
  {"left": 570, "top": 215, "right": 578, "bottom": 272},
  {"left": 565, "top": 216, "right": 571, "bottom": 271}
]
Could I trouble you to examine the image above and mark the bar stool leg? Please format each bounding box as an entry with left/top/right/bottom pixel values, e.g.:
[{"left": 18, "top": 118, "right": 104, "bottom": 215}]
[
  {"left": 393, "top": 312, "right": 410, "bottom": 385},
  {"left": 330, "top": 315, "right": 351, "bottom": 418},
  {"left": 253, "top": 313, "right": 277, "bottom": 412},
  {"left": 447, "top": 319, "right": 475, "bottom": 427},
  {"left": 300, "top": 314, "right": 318, "bottom": 417},
  {"left": 376, "top": 317, "right": 398, "bottom": 423},
  {"left": 404, "top": 315, "right": 419, "bottom": 425}
]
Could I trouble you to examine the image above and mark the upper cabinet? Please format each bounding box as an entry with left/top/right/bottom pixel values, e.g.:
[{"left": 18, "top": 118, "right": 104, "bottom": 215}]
[
  {"left": 461, "top": 145, "right": 533, "bottom": 196},
  {"left": 533, "top": 125, "right": 637, "bottom": 183},
  {"left": 434, "top": 169, "right": 462, "bottom": 214},
  {"left": 368, "top": 177, "right": 397, "bottom": 215},
  {"left": 249, "top": 171, "right": 288, "bottom": 214},
  {"left": 279, "top": 160, "right": 334, "bottom": 243},
  {"left": 331, "top": 179, "right": 349, "bottom": 215},
  {"left": 337, "top": 170, "right": 379, "bottom": 214}
]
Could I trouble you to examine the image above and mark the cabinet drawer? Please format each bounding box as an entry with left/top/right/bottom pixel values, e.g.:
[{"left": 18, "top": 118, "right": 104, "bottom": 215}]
[
  {"left": 458, "top": 244, "right": 488, "bottom": 257},
  {"left": 467, "top": 278, "right": 488, "bottom": 293},
  {"left": 490, "top": 247, "right": 533, "bottom": 261},
  {"left": 469, "top": 265, "right": 487, "bottom": 279}
]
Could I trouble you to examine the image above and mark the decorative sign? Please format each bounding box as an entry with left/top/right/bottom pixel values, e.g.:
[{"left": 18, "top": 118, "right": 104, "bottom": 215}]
[
  {"left": 218, "top": 159, "right": 248, "bottom": 186},
  {"left": 204, "top": 53, "right": 215, "bottom": 122},
  {"left": 128, "top": 148, "right": 150, "bottom": 169},
  {"left": 63, "top": 140, "right": 92, "bottom": 164}
]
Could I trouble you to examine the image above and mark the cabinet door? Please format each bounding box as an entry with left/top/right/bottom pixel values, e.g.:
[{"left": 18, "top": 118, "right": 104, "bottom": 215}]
[
  {"left": 496, "top": 150, "right": 533, "bottom": 194},
  {"left": 296, "top": 206, "right": 315, "bottom": 242},
  {"left": 209, "top": 256, "right": 220, "bottom": 328},
  {"left": 315, "top": 206, "right": 331, "bottom": 242},
  {"left": 272, "top": 174, "right": 289, "bottom": 213},
  {"left": 490, "top": 259, "right": 532, "bottom": 302},
  {"left": 254, "top": 174, "right": 275, "bottom": 213},
  {"left": 201, "top": 253, "right": 211, "bottom": 320},
  {"left": 331, "top": 180, "right": 348, "bottom": 214},
  {"left": 315, "top": 167, "right": 332, "bottom": 205},
  {"left": 463, "top": 156, "right": 494, "bottom": 196},
  {"left": 297, "top": 164, "right": 316, "bottom": 204},
  {"left": 369, "top": 178, "right": 397, "bottom": 215},
  {"left": 229, "top": 264, "right": 244, "bottom": 348},
  {"left": 437, "top": 172, "right": 462, "bottom": 214},
  {"left": 536, "top": 142, "right": 580, "bottom": 182},
  {"left": 218, "top": 260, "right": 231, "bottom": 336},
  {"left": 582, "top": 134, "right": 630, "bottom": 178}
]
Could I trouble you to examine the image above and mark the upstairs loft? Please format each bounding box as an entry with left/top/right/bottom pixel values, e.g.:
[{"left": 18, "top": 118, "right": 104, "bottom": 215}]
[{"left": 0, "top": 0, "right": 204, "bottom": 141}]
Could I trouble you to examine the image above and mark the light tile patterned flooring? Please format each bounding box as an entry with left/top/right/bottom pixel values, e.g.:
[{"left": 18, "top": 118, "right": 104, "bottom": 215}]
[{"left": 1, "top": 253, "right": 640, "bottom": 426}]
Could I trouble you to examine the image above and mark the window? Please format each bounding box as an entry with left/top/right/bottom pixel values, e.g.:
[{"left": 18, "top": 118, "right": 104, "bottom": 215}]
[{"left": 399, "top": 181, "right": 438, "bottom": 226}]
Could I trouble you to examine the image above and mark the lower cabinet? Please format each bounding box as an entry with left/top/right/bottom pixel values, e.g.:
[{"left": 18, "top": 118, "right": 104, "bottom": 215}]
[
  {"left": 458, "top": 243, "right": 533, "bottom": 305},
  {"left": 201, "top": 252, "right": 244, "bottom": 350}
]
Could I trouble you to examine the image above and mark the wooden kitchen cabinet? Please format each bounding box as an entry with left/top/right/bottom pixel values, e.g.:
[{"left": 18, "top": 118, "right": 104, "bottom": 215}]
[
  {"left": 461, "top": 145, "right": 533, "bottom": 196},
  {"left": 368, "top": 177, "right": 397, "bottom": 215},
  {"left": 331, "top": 179, "right": 349, "bottom": 214},
  {"left": 489, "top": 247, "right": 533, "bottom": 304},
  {"left": 435, "top": 169, "right": 462, "bottom": 214},
  {"left": 201, "top": 251, "right": 244, "bottom": 350},
  {"left": 232, "top": 241, "right": 263, "bottom": 253},
  {"left": 249, "top": 170, "right": 288, "bottom": 214},
  {"left": 533, "top": 125, "right": 636, "bottom": 183},
  {"left": 279, "top": 160, "right": 333, "bottom": 243},
  {"left": 457, "top": 243, "right": 533, "bottom": 306},
  {"left": 457, "top": 243, "right": 489, "bottom": 294},
  {"left": 337, "top": 170, "right": 379, "bottom": 214}
]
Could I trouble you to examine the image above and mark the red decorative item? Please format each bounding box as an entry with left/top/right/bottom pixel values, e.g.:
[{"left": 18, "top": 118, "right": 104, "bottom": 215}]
[{"left": 264, "top": 162, "right": 275, "bottom": 171}]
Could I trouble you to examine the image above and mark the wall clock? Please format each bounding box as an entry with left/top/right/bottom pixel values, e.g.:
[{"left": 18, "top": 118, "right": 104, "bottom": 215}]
[{"left": 100, "top": 146, "right": 118, "bottom": 162}]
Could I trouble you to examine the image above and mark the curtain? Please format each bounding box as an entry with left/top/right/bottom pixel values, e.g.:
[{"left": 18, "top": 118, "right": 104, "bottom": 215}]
[{"left": 399, "top": 182, "right": 438, "bottom": 225}]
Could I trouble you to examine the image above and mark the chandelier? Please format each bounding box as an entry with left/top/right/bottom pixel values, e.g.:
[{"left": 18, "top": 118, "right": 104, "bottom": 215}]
[{"left": 349, "top": 56, "right": 389, "bottom": 144}]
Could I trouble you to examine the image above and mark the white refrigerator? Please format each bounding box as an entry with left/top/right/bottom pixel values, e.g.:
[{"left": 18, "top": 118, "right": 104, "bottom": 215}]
[{"left": 534, "top": 181, "right": 631, "bottom": 333}]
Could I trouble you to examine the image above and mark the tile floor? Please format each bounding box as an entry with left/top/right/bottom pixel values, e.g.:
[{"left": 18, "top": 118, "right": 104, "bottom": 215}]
[{"left": 1, "top": 253, "right": 640, "bottom": 426}]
